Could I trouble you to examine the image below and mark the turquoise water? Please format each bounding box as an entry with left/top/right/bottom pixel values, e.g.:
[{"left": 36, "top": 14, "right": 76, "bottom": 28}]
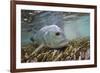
[{"left": 64, "top": 14, "right": 90, "bottom": 40}]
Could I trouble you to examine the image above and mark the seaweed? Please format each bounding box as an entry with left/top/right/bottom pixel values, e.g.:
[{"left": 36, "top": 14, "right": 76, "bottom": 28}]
[{"left": 21, "top": 37, "right": 90, "bottom": 63}]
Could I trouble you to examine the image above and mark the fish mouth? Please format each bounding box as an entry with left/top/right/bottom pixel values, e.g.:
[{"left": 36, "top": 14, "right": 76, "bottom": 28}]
[{"left": 58, "top": 40, "right": 68, "bottom": 47}]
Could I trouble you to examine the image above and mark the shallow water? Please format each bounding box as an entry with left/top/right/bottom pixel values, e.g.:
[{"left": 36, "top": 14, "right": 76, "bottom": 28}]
[{"left": 21, "top": 11, "right": 90, "bottom": 46}]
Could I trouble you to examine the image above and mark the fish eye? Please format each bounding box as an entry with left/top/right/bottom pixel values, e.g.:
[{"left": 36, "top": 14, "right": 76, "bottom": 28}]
[{"left": 55, "top": 32, "right": 60, "bottom": 36}]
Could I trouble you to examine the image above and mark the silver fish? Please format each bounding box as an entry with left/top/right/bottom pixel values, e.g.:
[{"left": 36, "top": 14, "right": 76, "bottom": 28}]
[{"left": 21, "top": 11, "right": 65, "bottom": 46}]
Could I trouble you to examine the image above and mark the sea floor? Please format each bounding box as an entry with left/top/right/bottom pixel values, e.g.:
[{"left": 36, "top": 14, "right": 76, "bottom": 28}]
[{"left": 21, "top": 37, "right": 90, "bottom": 63}]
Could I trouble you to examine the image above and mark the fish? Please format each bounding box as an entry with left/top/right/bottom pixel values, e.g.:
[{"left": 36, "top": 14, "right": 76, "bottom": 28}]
[
  {"left": 21, "top": 11, "right": 65, "bottom": 47},
  {"left": 31, "top": 25, "right": 68, "bottom": 48}
]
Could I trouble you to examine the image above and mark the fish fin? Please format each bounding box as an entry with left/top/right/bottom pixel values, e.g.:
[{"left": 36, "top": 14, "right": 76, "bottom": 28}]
[{"left": 30, "top": 37, "right": 34, "bottom": 42}]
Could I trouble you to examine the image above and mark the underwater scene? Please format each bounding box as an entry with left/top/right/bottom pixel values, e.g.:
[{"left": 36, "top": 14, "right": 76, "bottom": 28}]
[{"left": 21, "top": 10, "right": 90, "bottom": 63}]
